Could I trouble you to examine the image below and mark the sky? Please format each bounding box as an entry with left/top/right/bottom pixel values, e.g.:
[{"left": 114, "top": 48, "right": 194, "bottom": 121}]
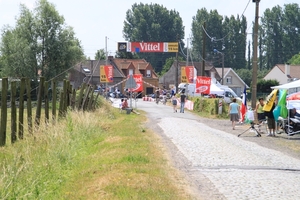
[{"left": 0, "top": 0, "right": 295, "bottom": 59}]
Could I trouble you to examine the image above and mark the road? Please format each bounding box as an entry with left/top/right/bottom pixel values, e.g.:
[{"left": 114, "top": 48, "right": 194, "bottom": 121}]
[{"left": 123, "top": 98, "right": 300, "bottom": 200}]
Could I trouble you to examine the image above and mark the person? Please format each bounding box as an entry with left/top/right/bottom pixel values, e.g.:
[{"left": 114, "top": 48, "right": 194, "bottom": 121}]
[
  {"left": 155, "top": 88, "right": 160, "bottom": 104},
  {"left": 121, "top": 99, "right": 139, "bottom": 114},
  {"left": 290, "top": 107, "right": 300, "bottom": 118},
  {"left": 179, "top": 91, "right": 187, "bottom": 113},
  {"left": 255, "top": 97, "right": 265, "bottom": 122},
  {"left": 171, "top": 94, "right": 178, "bottom": 113},
  {"left": 264, "top": 102, "right": 276, "bottom": 136},
  {"left": 229, "top": 98, "right": 240, "bottom": 130}
]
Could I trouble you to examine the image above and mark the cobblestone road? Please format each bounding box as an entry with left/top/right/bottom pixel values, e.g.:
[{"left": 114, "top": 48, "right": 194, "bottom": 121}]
[{"left": 135, "top": 100, "right": 300, "bottom": 200}]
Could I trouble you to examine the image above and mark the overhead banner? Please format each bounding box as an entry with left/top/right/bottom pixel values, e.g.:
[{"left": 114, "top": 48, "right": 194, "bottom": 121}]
[
  {"left": 127, "top": 74, "right": 143, "bottom": 92},
  {"left": 195, "top": 76, "right": 211, "bottom": 94},
  {"left": 126, "top": 42, "right": 178, "bottom": 53},
  {"left": 100, "top": 65, "right": 113, "bottom": 83},
  {"left": 117, "top": 42, "right": 127, "bottom": 52},
  {"left": 181, "top": 66, "right": 194, "bottom": 83}
]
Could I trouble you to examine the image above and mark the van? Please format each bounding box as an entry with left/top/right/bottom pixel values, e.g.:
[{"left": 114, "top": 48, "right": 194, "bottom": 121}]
[{"left": 178, "top": 82, "right": 241, "bottom": 103}]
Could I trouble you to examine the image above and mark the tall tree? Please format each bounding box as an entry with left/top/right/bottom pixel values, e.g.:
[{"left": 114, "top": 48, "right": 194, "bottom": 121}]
[
  {"left": 95, "top": 49, "right": 106, "bottom": 60},
  {"left": 0, "top": 0, "right": 84, "bottom": 81},
  {"left": 123, "top": 3, "right": 184, "bottom": 73}
]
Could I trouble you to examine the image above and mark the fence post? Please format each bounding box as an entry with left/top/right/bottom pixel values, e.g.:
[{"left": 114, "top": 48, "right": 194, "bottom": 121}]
[
  {"left": 11, "top": 81, "right": 17, "bottom": 143},
  {"left": 58, "top": 91, "right": 64, "bottom": 118},
  {"left": 44, "top": 81, "right": 49, "bottom": 124},
  {"left": 87, "top": 85, "right": 96, "bottom": 111},
  {"left": 51, "top": 80, "right": 57, "bottom": 123},
  {"left": 18, "top": 78, "right": 26, "bottom": 139},
  {"left": 76, "top": 82, "right": 87, "bottom": 110},
  {"left": 81, "top": 85, "right": 92, "bottom": 111},
  {"left": 0, "top": 78, "right": 8, "bottom": 146},
  {"left": 35, "top": 77, "right": 44, "bottom": 127},
  {"left": 63, "top": 80, "right": 67, "bottom": 114},
  {"left": 26, "top": 78, "right": 33, "bottom": 134}
]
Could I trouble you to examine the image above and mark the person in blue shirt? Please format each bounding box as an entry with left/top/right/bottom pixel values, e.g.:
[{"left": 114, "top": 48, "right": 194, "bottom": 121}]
[{"left": 229, "top": 98, "right": 240, "bottom": 130}]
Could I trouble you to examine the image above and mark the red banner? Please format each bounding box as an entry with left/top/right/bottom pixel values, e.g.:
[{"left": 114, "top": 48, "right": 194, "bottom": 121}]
[
  {"left": 128, "top": 74, "right": 143, "bottom": 92},
  {"left": 100, "top": 65, "right": 113, "bottom": 83},
  {"left": 126, "top": 42, "right": 178, "bottom": 53},
  {"left": 195, "top": 76, "right": 211, "bottom": 94}
]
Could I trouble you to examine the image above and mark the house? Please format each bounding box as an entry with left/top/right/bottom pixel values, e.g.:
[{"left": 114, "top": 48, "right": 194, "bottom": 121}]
[
  {"left": 159, "top": 61, "right": 221, "bottom": 90},
  {"left": 263, "top": 64, "right": 300, "bottom": 93},
  {"left": 69, "top": 57, "right": 159, "bottom": 96},
  {"left": 263, "top": 64, "right": 300, "bottom": 84},
  {"left": 215, "top": 68, "right": 249, "bottom": 96}
]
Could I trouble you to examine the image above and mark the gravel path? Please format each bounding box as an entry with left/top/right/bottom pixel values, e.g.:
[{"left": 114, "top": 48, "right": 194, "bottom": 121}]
[{"left": 112, "top": 98, "right": 300, "bottom": 199}]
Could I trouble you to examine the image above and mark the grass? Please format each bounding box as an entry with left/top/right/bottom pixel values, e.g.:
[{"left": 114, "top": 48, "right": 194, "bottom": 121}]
[{"left": 0, "top": 98, "right": 193, "bottom": 199}]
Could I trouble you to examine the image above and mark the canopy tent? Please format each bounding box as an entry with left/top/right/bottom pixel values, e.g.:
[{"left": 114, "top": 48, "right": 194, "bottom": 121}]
[{"left": 271, "top": 80, "right": 300, "bottom": 89}]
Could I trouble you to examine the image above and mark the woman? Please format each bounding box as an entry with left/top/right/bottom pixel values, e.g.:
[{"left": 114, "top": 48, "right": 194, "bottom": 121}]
[
  {"left": 171, "top": 94, "right": 178, "bottom": 113},
  {"left": 255, "top": 97, "right": 265, "bottom": 122},
  {"left": 229, "top": 98, "right": 240, "bottom": 130}
]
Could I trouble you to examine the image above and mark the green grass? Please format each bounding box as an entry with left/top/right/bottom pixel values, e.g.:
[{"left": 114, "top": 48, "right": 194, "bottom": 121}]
[{"left": 0, "top": 98, "right": 193, "bottom": 199}]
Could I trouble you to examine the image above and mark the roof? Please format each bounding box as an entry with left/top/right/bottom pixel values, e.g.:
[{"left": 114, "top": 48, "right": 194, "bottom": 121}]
[
  {"left": 275, "top": 64, "right": 300, "bottom": 79},
  {"left": 215, "top": 68, "right": 249, "bottom": 88}
]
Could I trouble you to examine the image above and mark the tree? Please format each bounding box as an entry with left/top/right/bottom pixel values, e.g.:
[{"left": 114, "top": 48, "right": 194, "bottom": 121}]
[
  {"left": 288, "top": 53, "right": 300, "bottom": 65},
  {"left": 95, "top": 49, "right": 106, "bottom": 60},
  {"left": 0, "top": 0, "right": 84, "bottom": 81},
  {"left": 123, "top": 3, "right": 184, "bottom": 72}
]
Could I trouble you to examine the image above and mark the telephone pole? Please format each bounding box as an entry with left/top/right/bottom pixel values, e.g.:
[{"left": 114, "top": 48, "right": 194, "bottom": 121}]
[
  {"left": 251, "top": 0, "right": 260, "bottom": 109},
  {"left": 201, "top": 22, "right": 206, "bottom": 76}
]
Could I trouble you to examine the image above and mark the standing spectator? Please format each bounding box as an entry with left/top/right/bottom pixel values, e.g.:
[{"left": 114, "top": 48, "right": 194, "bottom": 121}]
[
  {"left": 171, "top": 94, "right": 178, "bottom": 113},
  {"left": 155, "top": 88, "right": 160, "bottom": 104},
  {"left": 255, "top": 97, "right": 265, "bottom": 122},
  {"left": 264, "top": 102, "right": 276, "bottom": 136},
  {"left": 179, "top": 91, "right": 187, "bottom": 113},
  {"left": 229, "top": 98, "right": 240, "bottom": 130}
]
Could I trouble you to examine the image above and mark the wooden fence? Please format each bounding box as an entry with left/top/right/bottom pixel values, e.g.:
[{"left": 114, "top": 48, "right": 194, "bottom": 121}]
[{"left": 0, "top": 77, "right": 100, "bottom": 146}]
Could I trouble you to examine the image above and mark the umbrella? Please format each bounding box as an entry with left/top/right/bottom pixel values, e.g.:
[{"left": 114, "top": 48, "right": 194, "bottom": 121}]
[{"left": 287, "top": 91, "right": 300, "bottom": 101}]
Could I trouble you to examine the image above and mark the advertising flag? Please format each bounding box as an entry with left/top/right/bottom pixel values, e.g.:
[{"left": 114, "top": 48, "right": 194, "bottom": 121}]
[
  {"left": 195, "top": 76, "right": 211, "bottom": 94},
  {"left": 263, "top": 89, "right": 278, "bottom": 112},
  {"left": 100, "top": 65, "right": 113, "bottom": 83},
  {"left": 181, "top": 66, "right": 194, "bottom": 83}
]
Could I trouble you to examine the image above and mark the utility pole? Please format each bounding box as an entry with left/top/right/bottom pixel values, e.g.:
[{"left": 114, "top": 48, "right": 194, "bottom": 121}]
[
  {"left": 105, "top": 36, "right": 108, "bottom": 92},
  {"left": 251, "top": 0, "right": 260, "bottom": 109},
  {"left": 186, "top": 38, "right": 189, "bottom": 66},
  {"left": 175, "top": 38, "right": 179, "bottom": 93},
  {"left": 201, "top": 22, "right": 206, "bottom": 76}
]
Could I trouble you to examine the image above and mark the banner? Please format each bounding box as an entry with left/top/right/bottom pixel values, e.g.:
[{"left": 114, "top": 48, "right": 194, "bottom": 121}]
[
  {"left": 126, "top": 42, "right": 178, "bottom": 53},
  {"left": 181, "top": 66, "right": 194, "bottom": 83},
  {"left": 195, "top": 76, "right": 211, "bottom": 94},
  {"left": 100, "top": 65, "right": 113, "bottom": 83},
  {"left": 263, "top": 89, "right": 278, "bottom": 112},
  {"left": 128, "top": 74, "right": 143, "bottom": 92}
]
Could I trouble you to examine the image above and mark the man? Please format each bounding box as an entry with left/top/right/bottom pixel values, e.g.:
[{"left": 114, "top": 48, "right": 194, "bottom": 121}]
[
  {"left": 121, "top": 99, "right": 139, "bottom": 114},
  {"left": 155, "top": 88, "right": 160, "bottom": 104},
  {"left": 179, "top": 91, "right": 187, "bottom": 113}
]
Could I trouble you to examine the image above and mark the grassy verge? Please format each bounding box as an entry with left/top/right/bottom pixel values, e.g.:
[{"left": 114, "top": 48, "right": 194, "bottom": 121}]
[{"left": 0, "top": 99, "right": 192, "bottom": 199}]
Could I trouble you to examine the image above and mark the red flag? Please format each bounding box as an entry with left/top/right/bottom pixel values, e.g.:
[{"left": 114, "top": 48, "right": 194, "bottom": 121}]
[{"left": 240, "top": 86, "right": 247, "bottom": 122}]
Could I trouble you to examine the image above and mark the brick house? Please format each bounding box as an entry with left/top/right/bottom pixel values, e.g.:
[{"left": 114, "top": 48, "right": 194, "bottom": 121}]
[{"left": 69, "top": 57, "right": 159, "bottom": 96}]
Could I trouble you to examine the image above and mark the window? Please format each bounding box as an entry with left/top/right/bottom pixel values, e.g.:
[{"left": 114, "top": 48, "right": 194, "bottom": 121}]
[
  {"left": 226, "top": 76, "right": 232, "bottom": 84},
  {"left": 146, "top": 70, "right": 151, "bottom": 77},
  {"left": 82, "top": 68, "right": 91, "bottom": 74},
  {"left": 129, "top": 69, "right": 133, "bottom": 75}
]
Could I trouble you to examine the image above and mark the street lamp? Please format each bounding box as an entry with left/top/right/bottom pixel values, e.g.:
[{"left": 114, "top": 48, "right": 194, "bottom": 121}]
[{"left": 213, "top": 49, "right": 224, "bottom": 85}]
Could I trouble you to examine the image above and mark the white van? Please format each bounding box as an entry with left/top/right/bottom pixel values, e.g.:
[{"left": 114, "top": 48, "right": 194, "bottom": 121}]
[{"left": 178, "top": 82, "right": 241, "bottom": 103}]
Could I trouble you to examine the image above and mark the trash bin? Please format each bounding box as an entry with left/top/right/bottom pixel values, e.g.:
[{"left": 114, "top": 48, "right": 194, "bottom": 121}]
[{"left": 126, "top": 108, "right": 132, "bottom": 114}]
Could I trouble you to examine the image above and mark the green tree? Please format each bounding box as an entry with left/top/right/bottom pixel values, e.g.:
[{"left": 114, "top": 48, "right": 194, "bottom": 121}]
[
  {"left": 0, "top": 0, "right": 84, "bottom": 81},
  {"left": 288, "top": 53, "right": 300, "bottom": 65},
  {"left": 95, "top": 49, "right": 106, "bottom": 60},
  {"left": 123, "top": 3, "right": 184, "bottom": 72},
  {"left": 160, "top": 56, "right": 184, "bottom": 75}
]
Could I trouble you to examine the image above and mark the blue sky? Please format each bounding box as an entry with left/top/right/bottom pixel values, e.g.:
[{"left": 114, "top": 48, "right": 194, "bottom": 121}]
[{"left": 0, "top": 0, "right": 293, "bottom": 59}]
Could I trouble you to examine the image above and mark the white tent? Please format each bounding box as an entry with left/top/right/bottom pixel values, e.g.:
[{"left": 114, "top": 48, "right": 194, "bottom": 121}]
[{"left": 271, "top": 80, "right": 300, "bottom": 89}]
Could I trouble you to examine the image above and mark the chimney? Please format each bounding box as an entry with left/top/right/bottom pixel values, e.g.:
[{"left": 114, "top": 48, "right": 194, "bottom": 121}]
[{"left": 285, "top": 63, "right": 290, "bottom": 77}]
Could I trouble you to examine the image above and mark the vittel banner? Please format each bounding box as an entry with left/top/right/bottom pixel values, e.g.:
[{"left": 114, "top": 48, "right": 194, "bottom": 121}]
[
  {"left": 126, "top": 42, "right": 178, "bottom": 53},
  {"left": 100, "top": 65, "right": 113, "bottom": 83},
  {"left": 195, "top": 76, "right": 211, "bottom": 94},
  {"left": 127, "top": 74, "right": 143, "bottom": 92}
]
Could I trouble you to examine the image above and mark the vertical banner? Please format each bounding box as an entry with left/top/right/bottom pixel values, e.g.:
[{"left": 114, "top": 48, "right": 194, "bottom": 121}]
[
  {"left": 128, "top": 74, "right": 143, "bottom": 92},
  {"left": 181, "top": 66, "right": 194, "bottom": 83},
  {"left": 195, "top": 76, "right": 211, "bottom": 94},
  {"left": 100, "top": 65, "right": 113, "bottom": 83}
]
